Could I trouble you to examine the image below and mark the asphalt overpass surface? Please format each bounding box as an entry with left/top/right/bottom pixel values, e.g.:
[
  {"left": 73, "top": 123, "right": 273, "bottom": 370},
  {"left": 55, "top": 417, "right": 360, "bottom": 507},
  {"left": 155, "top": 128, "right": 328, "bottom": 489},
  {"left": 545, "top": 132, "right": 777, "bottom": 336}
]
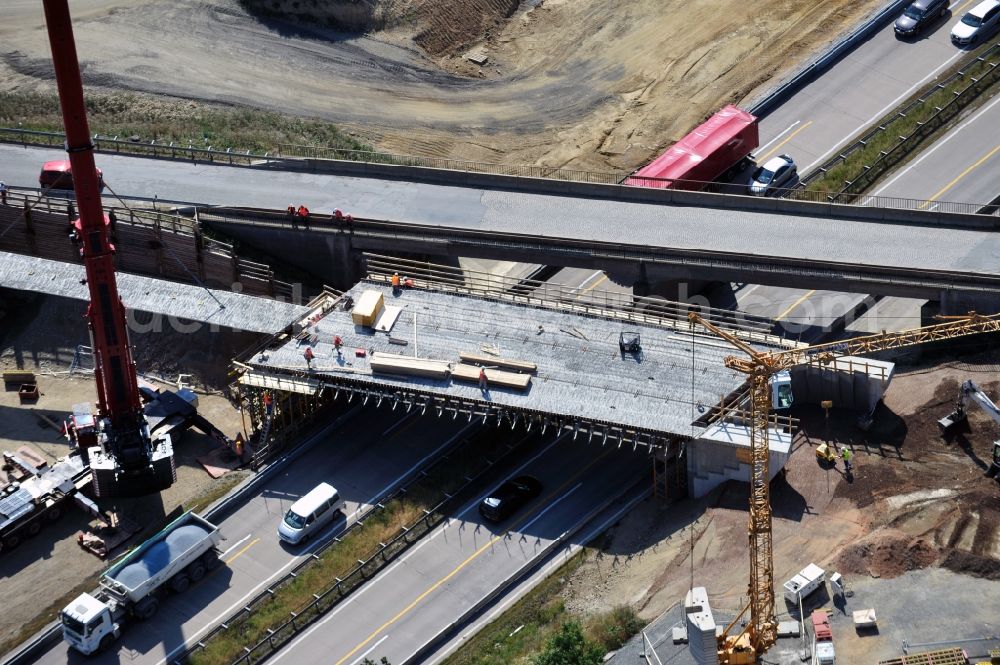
[{"left": 2, "top": 145, "right": 1000, "bottom": 300}]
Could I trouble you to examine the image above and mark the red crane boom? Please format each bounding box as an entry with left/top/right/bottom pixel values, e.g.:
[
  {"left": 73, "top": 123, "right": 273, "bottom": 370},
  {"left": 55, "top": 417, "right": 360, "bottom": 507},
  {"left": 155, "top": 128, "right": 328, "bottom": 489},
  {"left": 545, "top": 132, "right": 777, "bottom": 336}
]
[{"left": 43, "top": 0, "right": 175, "bottom": 497}]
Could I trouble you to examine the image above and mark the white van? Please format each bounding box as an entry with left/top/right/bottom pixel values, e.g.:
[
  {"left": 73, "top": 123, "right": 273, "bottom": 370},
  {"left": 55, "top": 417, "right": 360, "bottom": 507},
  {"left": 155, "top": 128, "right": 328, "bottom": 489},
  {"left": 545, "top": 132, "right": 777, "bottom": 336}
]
[{"left": 277, "top": 482, "right": 344, "bottom": 544}]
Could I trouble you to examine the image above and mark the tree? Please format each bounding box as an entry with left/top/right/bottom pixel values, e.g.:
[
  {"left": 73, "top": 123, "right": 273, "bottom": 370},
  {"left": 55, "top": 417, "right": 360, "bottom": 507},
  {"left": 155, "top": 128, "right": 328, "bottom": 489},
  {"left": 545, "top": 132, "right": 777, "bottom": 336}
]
[{"left": 534, "top": 621, "right": 603, "bottom": 665}]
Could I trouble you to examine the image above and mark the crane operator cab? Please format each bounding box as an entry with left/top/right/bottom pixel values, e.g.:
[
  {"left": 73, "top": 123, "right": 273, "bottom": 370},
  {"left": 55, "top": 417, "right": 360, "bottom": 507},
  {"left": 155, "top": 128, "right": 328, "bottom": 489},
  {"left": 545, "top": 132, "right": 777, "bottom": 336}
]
[{"left": 771, "top": 370, "right": 793, "bottom": 410}]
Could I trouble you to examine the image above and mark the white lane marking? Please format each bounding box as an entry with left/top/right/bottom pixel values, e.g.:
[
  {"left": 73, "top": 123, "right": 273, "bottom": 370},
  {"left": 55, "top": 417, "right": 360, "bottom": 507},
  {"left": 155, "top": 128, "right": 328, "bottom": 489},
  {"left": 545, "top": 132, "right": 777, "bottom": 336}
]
[
  {"left": 220, "top": 534, "right": 251, "bottom": 557},
  {"left": 418, "top": 485, "right": 651, "bottom": 664},
  {"left": 803, "top": 49, "right": 965, "bottom": 175},
  {"left": 158, "top": 422, "right": 478, "bottom": 664},
  {"left": 349, "top": 634, "right": 390, "bottom": 665},
  {"left": 381, "top": 411, "right": 416, "bottom": 437},
  {"left": 512, "top": 482, "right": 582, "bottom": 534},
  {"left": 270, "top": 434, "right": 569, "bottom": 663},
  {"left": 574, "top": 270, "right": 605, "bottom": 292},
  {"left": 348, "top": 422, "right": 478, "bottom": 522},
  {"left": 756, "top": 120, "right": 801, "bottom": 154},
  {"left": 865, "top": 92, "right": 1000, "bottom": 199}
]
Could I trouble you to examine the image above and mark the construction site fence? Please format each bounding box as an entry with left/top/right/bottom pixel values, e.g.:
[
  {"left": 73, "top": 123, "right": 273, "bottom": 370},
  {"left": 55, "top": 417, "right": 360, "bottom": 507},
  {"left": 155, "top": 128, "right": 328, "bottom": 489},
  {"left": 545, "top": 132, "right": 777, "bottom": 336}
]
[
  {"left": 174, "top": 423, "right": 535, "bottom": 665},
  {"left": 0, "top": 189, "right": 296, "bottom": 300},
  {"left": 361, "top": 253, "right": 786, "bottom": 343},
  {"left": 799, "top": 40, "right": 1000, "bottom": 200},
  {"left": 4, "top": 129, "right": 998, "bottom": 217}
]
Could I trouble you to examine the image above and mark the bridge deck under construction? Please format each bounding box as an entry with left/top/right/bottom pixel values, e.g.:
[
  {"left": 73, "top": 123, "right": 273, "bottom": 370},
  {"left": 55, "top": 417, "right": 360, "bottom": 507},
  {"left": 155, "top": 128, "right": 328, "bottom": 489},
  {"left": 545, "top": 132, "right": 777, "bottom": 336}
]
[
  {"left": 240, "top": 280, "right": 788, "bottom": 447},
  {"left": 0, "top": 251, "right": 308, "bottom": 334}
]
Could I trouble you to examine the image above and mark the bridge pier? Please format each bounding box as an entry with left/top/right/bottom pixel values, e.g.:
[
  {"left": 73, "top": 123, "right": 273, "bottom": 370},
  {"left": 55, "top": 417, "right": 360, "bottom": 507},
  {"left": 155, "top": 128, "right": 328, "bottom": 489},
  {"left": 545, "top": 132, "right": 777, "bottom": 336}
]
[{"left": 937, "top": 290, "right": 1000, "bottom": 317}]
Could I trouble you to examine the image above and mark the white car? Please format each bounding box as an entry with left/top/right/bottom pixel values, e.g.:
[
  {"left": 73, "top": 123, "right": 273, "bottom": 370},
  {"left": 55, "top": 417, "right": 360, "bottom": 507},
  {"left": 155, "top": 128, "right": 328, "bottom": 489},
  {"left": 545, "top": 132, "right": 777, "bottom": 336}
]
[
  {"left": 951, "top": 0, "right": 1000, "bottom": 44},
  {"left": 746, "top": 154, "right": 797, "bottom": 197}
]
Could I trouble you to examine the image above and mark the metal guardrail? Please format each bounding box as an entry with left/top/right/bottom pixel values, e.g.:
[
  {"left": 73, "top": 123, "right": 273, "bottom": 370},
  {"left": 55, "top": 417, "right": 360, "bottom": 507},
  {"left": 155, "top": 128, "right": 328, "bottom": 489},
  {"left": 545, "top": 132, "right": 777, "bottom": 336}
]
[
  {"left": 174, "top": 426, "right": 540, "bottom": 664},
  {"left": 0, "top": 128, "right": 273, "bottom": 166},
  {"left": 801, "top": 41, "right": 1000, "bottom": 197},
  {"left": 0, "top": 404, "right": 364, "bottom": 665},
  {"left": 746, "top": 0, "right": 911, "bottom": 117},
  {"left": 362, "top": 253, "right": 778, "bottom": 337},
  {"left": 5, "top": 127, "right": 998, "bottom": 216},
  {"left": 403, "top": 478, "right": 653, "bottom": 665}
]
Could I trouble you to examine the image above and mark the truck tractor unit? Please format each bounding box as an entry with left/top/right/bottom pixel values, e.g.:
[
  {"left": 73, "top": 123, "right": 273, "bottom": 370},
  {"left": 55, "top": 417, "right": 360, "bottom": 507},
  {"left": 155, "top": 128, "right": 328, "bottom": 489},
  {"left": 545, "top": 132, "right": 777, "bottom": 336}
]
[
  {"left": 61, "top": 511, "right": 221, "bottom": 655},
  {"left": 811, "top": 610, "right": 836, "bottom": 665}
]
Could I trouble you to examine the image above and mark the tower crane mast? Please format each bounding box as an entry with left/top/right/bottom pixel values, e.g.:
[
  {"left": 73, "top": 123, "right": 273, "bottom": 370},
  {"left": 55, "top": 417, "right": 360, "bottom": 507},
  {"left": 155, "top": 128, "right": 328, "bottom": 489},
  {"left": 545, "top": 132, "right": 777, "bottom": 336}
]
[
  {"left": 43, "top": 0, "right": 175, "bottom": 497},
  {"left": 689, "top": 311, "right": 1000, "bottom": 663}
]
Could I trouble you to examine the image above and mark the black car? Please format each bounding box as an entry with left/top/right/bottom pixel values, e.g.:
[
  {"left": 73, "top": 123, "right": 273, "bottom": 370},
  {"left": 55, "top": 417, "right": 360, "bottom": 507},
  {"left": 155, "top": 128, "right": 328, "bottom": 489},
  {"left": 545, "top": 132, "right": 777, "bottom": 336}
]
[
  {"left": 478, "top": 475, "right": 543, "bottom": 522},
  {"left": 895, "top": 0, "right": 950, "bottom": 37}
]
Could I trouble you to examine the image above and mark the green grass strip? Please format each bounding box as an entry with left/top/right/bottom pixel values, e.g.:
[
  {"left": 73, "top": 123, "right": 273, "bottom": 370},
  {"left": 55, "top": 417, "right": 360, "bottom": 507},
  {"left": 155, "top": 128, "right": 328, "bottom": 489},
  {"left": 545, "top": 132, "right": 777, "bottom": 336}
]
[
  {"left": 0, "top": 90, "right": 371, "bottom": 156},
  {"left": 807, "top": 41, "right": 1000, "bottom": 196},
  {"left": 189, "top": 427, "right": 515, "bottom": 665},
  {"left": 440, "top": 551, "right": 646, "bottom": 665}
]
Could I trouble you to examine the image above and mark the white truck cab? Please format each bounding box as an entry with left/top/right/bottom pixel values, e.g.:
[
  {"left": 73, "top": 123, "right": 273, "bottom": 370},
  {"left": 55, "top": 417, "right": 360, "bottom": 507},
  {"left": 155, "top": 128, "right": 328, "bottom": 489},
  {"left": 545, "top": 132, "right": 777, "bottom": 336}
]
[
  {"left": 61, "top": 593, "right": 120, "bottom": 655},
  {"left": 816, "top": 640, "right": 836, "bottom": 664}
]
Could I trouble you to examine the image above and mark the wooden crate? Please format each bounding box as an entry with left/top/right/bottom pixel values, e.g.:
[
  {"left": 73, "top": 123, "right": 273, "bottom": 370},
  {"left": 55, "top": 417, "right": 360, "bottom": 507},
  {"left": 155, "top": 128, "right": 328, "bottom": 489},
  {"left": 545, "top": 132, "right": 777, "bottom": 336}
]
[{"left": 351, "top": 290, "right": 385, "bottom": 327}]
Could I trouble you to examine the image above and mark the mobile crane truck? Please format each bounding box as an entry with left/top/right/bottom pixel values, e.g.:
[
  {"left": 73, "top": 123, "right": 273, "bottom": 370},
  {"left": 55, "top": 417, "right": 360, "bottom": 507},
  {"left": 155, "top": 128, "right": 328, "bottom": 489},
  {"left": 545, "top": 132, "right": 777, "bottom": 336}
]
[{"left": 60, "top": 511, "right": 221, "bottom": 655}]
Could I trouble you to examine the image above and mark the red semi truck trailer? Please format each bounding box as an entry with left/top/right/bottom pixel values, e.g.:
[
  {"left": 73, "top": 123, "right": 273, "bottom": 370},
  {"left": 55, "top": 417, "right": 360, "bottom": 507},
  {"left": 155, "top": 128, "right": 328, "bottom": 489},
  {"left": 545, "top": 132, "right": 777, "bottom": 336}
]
[{"left": 626, "top": 105, "right": 759, "bottom": 191}]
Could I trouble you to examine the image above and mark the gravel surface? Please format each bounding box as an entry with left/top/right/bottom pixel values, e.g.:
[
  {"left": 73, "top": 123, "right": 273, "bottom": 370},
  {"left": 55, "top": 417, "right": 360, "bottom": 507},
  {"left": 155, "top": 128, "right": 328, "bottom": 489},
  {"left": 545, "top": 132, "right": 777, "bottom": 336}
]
[
  {"left": 0, "top": 290, "right": 249, "bottom": 652},
  {"left": 0, "top": 0, "right": 882, "bottom": 171}
]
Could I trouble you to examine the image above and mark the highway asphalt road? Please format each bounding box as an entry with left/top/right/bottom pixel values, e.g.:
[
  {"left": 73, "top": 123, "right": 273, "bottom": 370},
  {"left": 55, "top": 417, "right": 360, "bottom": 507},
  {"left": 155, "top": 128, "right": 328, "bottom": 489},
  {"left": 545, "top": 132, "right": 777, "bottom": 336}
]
[
  {"left": 38, "top": 406, "right": 476, "bottom": 665},
  {"left": 756, "top": 0, "right": 977, "bottom": 176},
  {"left": 4, "top": 144, "right": 1000, "bottom": 282},
  {"left": 868, "top": 90, "right": 1000, "bottom": 207},
  {"left": 268, "top": 433, "right": 648, "bottom": 665}
]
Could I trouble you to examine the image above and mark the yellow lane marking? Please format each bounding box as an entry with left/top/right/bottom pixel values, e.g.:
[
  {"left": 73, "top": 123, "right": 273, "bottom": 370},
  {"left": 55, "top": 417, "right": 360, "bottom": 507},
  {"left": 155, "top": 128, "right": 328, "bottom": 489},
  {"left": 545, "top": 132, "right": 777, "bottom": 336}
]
[
  {"left": 758, "top": 121, "right": 813, "bottom": 163},
  {"left": 775, "top": 290, "right": 816, "bottom": 321},
  {"left": 332, "top": 449, "right": 614, "bottom": 665},
  {"left": 582, "top": 274, "right": 609, "bottom": 293},
  {"left": 224, "top": 537, "right": 260, "bottom": 565},
  {"left": 955, "top": 0, "right": 979, "bottom": 14},
  {"left": 919, "top": 141, "right": 1000, "bottom": 209}
]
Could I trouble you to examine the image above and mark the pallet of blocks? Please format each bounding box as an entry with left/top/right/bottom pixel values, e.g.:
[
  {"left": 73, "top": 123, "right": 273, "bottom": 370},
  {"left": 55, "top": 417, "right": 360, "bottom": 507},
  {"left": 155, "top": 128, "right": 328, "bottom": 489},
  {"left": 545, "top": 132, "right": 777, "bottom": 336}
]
[{"left": 878, "top": 647, "right": 969, "bottom": 665}]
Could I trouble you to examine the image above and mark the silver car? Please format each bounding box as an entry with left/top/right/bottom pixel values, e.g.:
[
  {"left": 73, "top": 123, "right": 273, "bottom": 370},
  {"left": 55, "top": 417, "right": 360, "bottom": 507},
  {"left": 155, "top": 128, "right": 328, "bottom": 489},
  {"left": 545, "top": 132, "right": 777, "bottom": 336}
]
[
  {"left": 747, "top": 154, "right": 797, "bottom": 197},
  {"left": 951, "top": 0, "right": 1000, "bottom": 44}
]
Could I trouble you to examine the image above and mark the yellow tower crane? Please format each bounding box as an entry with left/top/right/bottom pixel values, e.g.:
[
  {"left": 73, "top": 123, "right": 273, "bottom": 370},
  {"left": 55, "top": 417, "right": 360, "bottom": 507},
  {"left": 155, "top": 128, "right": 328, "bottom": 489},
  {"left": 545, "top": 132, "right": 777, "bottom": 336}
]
[{"left": 688, "top": 310, "right": 1000, "bottom": 664}]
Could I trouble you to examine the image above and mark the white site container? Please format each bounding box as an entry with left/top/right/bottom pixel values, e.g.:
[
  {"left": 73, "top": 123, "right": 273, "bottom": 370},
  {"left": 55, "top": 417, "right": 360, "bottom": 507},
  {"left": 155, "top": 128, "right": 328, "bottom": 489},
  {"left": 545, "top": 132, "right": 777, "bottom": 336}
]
[{"left": 783, "top": 563, "right": 826, "bottom": 603}]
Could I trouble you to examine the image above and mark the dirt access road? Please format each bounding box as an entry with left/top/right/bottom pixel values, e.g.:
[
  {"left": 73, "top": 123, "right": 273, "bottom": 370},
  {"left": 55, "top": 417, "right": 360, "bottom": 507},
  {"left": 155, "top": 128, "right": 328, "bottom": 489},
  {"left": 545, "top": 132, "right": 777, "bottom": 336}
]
[
  {"left": 1, "top": 0, "right": 880, "bottom": 172},
  {"left": 562, "top": 352, "right": 1000, "bottom": 633}
]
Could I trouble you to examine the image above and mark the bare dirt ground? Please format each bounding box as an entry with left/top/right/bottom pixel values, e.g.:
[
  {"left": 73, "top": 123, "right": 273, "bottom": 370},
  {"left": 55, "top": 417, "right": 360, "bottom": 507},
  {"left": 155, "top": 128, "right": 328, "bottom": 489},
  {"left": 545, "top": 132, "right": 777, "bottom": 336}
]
[
  {"left": 0, "top": 0, "right": 882, "bottom": 172},
  {"left": 0, "top": 290, "right": 256, "bottom": 650},
  {"left": 562, "top": 353, "right": 1000, "bottom": 633}
]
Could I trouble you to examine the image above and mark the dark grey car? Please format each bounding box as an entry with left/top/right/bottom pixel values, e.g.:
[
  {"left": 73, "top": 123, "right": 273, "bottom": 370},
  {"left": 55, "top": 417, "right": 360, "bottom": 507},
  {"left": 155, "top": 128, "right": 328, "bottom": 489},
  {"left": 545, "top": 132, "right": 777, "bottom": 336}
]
[{"left": 895, "top": 0, "right": 950, "bottom": 37}]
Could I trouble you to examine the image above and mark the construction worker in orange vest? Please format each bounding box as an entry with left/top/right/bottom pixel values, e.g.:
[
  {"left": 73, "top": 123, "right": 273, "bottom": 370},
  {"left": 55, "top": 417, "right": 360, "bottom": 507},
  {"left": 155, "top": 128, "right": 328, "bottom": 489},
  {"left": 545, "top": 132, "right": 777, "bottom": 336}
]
[
  {"left": 304, "top": 346, "right": 315, "bottom": 369},
  {"left": 263, "top": 391, "right": 273, "bottom": 415},
  {"left": 391, "top": 272, "right": 401, "bottom": 294},
  {"left": 478, "top": 367, "right": 488, "bottom": 391},
  {"left": 333, "top": 335, "right": 343, "bottom": 357}
]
